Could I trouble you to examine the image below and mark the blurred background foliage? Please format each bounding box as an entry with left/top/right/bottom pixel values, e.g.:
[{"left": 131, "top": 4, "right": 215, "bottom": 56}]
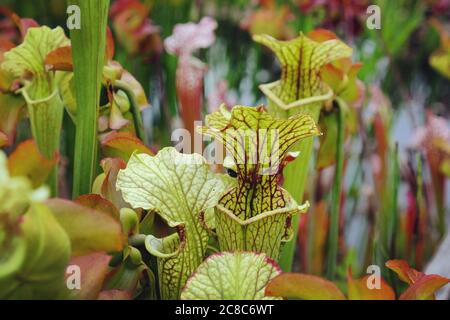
[{"left": 1, "top": 0, "right": 449, "bottom": 291}]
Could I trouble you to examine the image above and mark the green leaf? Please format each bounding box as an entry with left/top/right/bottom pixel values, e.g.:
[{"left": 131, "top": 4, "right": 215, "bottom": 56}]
[
  {"left": 0, "top": 203, "right": 71, "bottom": 299},
  {"left": 265, "top": 273, "right": 346, "bottom": 300},
  {"left": 104, "top": 245, "right": 156, "bottom": 300},
  {"left": 199, "top": 105, "right": 317, "bottom": 260},
  {"left": 326, "top": 100, "right": 346, "bottom": 280},
  {"left": 0, "top": 150, "right": 49, "bottom": 217},
  {"left": 116, "top": 147, "right": 227, "bottom": 299},
  {"left": 2, "top": 26, "right": 69, "bottom": 79},
  {"left": 0, "top": 150, "right": 47, "bottom": 281},
  {"left": 69, "top": 0, "right": 110, "bottom": 197},
  {"left": 181, "top": 252, "right": 282, "bottom": 300}
]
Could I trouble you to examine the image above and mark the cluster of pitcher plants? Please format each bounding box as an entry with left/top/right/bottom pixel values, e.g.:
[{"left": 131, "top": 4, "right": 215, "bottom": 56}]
[{"left": 1, "top": 0, "right": 449, "bottom": 300}]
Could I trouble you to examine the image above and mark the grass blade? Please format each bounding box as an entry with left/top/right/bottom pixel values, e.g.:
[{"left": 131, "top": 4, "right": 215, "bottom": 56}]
[
  {"left": 69, "top": 0, "right": 110, "bottom": 197},
  {"left": 326, "top": 99, "right": 346, "bottom": 280}
]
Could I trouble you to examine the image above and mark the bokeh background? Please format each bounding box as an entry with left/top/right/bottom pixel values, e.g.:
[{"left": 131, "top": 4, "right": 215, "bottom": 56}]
[{"left": 1, "top": 0, "right": 449, "bottom": 294}]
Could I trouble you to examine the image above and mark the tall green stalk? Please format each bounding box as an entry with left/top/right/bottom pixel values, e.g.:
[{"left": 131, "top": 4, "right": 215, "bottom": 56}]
[
  {"left": 375, "top": 144, "right": 400, "bottom": 270},
  {"left": 69, "top": 0, "right": 110, "bottom": 197},
  {"left": 326, "top": 99, "right": 346, "bottom": 280},
  {"left": 278, "top": 107, "right": 321, "bottom": 271}
]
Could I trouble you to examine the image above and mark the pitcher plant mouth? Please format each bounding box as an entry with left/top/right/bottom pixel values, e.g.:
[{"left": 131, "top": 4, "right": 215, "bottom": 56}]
[
  {"left": 215, "top": 198, "right": 310, "bottom": 226},
  {"left": 214, "top": 195, "right": 310, "bottom": 260},
  {"left": 259, "top": 81, "right": 333, "bottom": 111}
]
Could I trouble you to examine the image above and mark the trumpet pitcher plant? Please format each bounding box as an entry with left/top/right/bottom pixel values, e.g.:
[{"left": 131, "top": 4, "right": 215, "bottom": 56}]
[
  {"left": 2, "top": 26, "right": 70, "bottom": 194},
  {"left": 199, "top": 105, "right": 320, "bottom": 260}
]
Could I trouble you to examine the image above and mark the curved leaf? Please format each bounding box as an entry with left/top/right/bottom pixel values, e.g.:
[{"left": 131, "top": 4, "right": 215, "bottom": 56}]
[
  {"left": 399, "top": 274, "right": 450, "bottom": 300},
  {"left": 385, "top": 259, "right": 422, "bottom": 285},
  {"left": 7, "top": 139, "right": 57, "bottom": 188},
  {"left": 386, "top": 259, "right": 450, "bottom": 300},
  {"left": 100, "top": 131, "right": 153, "bottom": 162},
  {"left": 265, "top": 273, "right": 346, "bottom": 300},
  {"left": 0, "top": 150, "right": 49, "bottom": 217},
  {"left": 347, "top": 274, "right": 395, "bottom": 300},
  {"left": 0, "top": 203, "right": 71, "bottom": 299},
  {"left": 67, "top": 252, "right": 112, "bottom": 300},
  {"left": 45, "top": 199, "right": 124, "bottom": 256},
  {"left": 116, "top": 147, "right": 227, "bottom": 299},
  {"left": 181, "top": 252, "right": 281, "bottom": 300}
]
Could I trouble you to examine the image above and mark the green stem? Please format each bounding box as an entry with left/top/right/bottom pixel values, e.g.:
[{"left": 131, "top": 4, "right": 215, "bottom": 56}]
[
  {"left": 69, "top": 0, "right": 110, "bottom": 197},
  {"left": 279, "top": 106, "right": 321, "bottom": 271},
  {"left": 114, "top": 80, "right": 146, "bottom": 144},
  {"left": 375, "top": 144, "right": 400, "bottom": 270},
  {"left": 23, "top": 87, "right": 64, "bottom": 196},
  {"left": 326, "top": 99, "right": 346, "bottom": 280}
]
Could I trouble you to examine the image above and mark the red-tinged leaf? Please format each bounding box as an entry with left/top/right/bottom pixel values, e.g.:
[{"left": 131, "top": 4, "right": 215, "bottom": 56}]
[
  {"left": 307, "top": 29, "right": 338, "bottom": 42},
  {"left": 347, "top": 272, "right": 395, "bottom": 300},
  {"left": 99, "top": 158, "right": 130, "bottom": 209},
  {"left": 321, "top": 63, "right": 344, "bottom": 93},
  {"left": 100, "top": 131, "right": 153, "bottom": 161},
  {"left": 0, "top": 6, "right": 39, "bottom": 40},
  {"left": 399, "top": 274, "right": 450, "bottom": 300},
  {"left": 265, "top": 273, "right": 346, "bottom": 300},
  {"left": 75, "top": 194, "right": 120, "bottom": 219},
  {"left": 44, "top": 46, "right": 73, "bottom": 71},
  {"left": 0, "top": 38, "right": 15, "bottom": 59},
  {"left": 68, "top": 253, "right": 111, "bottom": 300},
  {"left": 98, "top": 289, "right": 132, "bottom": 300},
  {"left": 385, "top": 260, "right": 423, "bottom": 285},
  {"left": 241, "top": 5, "right": 294, "bottom": 40},
  {"left": 7, "top": 140, "right": 57, "bottom": 187},
  {"left": 45, "top": 199, "right": 124, "bottom": 256},
  {"left": 18, "top": 18, "right": 39, "bottom": 38},
  {"left": 106, "top": 27, "right": 115, "bottom": 62}
]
